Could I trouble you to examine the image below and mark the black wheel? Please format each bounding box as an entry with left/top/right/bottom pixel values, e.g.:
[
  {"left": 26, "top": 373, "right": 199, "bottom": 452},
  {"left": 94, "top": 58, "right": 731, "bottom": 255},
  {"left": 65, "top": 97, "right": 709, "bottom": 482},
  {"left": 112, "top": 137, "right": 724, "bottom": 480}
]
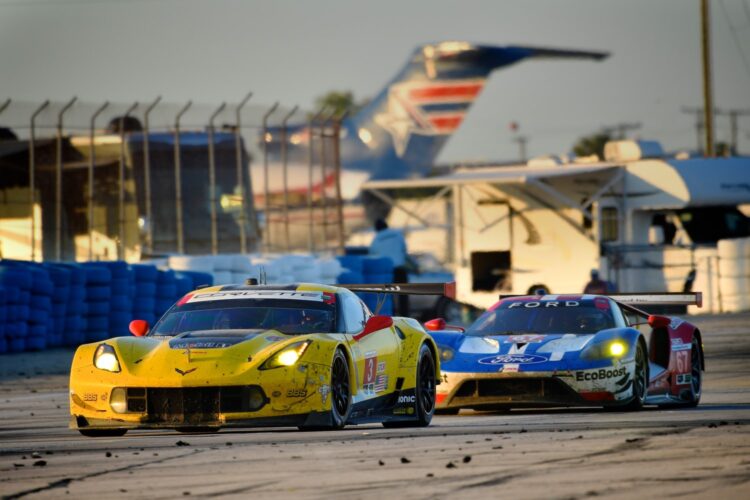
[
  {"left": 78, "top": 429, "right": 128, "bottom": 437},
  {"left": 383, "top": 343, "right": 436, "bottom": 428},
  {"left": 329, "top": 349, "right": 352, "bottom": 429},
  {"left": 676, "top": 336, "right": 702, "bottom": 408},
  {"left": 622, "top": 340, "right": 648, "bottom": 411}
]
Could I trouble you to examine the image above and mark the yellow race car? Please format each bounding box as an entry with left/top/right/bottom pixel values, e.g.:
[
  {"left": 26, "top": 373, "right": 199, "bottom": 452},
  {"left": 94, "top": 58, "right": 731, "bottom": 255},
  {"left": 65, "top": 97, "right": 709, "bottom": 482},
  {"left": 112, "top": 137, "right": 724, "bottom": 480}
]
[{"left": 70, "top": 282, "right": 452, "bottom": 436}]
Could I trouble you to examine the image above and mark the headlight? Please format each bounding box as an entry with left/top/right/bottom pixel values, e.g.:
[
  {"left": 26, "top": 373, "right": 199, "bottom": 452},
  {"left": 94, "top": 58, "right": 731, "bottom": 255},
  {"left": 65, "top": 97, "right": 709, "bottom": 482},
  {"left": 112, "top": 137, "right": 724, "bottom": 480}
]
[
  {"left": 260, "top": 341, "right": 311, "bottom": 370},
  {"left": 582, "top": 340, "right": 628, "bottom": 360},
  {"left": 438, "top": 346, "right": 455, "bottom": 362},
  {"left": 93, "top": 344, "right": 121, "bottom": 373}
]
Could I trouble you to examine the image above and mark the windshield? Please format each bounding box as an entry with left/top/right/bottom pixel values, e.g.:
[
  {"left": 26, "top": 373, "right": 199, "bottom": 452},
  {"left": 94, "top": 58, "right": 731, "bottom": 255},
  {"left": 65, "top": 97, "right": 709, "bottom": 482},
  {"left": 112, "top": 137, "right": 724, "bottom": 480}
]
[
  {"left": 151, "top": 298, "right": 336, "bottom": 336},
  {"left": 466, "top": 299, "right": 616, "bottom": 336}
]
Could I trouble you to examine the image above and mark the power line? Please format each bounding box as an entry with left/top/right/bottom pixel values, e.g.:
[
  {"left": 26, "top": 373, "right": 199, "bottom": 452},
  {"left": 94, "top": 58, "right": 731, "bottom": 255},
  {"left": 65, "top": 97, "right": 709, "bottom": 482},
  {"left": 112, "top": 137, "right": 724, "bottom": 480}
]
[
  {"left": 719, "top": 0, "right": 750, "bottom": 80},
  {"left": 0, "top": 0, "right": 176, "bottom": 8}
]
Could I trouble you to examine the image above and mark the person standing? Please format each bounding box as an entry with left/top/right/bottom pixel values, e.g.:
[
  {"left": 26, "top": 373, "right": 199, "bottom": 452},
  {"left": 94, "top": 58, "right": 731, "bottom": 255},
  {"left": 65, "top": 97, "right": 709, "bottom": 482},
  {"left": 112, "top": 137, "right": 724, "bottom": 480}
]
[
  {"left": 370, "top": 219, "right": 409, "bottom": 315},
  {"left": 583, "top": 269, "right": 608, "bottom": 294}
]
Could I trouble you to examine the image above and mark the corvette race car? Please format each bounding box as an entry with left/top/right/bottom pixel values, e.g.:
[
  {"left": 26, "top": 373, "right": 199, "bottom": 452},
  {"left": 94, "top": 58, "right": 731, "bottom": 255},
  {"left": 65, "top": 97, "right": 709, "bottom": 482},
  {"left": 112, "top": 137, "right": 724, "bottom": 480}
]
[
  {"left": 426, "top": 293, "right": 704, "bottom": 412},
  {"left": 70, "top": 282, "right": 454, "bottom": 436}
]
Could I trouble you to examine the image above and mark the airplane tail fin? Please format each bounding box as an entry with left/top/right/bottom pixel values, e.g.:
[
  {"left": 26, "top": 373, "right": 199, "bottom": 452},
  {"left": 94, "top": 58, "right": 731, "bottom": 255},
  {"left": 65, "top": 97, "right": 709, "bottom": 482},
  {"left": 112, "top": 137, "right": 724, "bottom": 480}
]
[{"left": 344, "top": 41, "right": 608, "bottom": 179}]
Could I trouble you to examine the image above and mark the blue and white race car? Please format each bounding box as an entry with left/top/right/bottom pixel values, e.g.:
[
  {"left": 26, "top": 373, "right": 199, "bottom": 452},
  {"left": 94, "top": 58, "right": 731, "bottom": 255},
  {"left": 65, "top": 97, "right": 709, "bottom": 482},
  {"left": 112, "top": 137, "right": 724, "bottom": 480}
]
[{"left": 426, "top": 293, "right": 704, "bottom": 412}]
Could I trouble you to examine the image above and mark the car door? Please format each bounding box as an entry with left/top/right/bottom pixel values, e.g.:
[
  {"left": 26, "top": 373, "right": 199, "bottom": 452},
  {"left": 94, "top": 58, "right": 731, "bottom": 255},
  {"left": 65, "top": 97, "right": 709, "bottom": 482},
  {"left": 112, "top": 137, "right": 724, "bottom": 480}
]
[{"left": 339, "top": 292, "right": 400, "bottom": 411}]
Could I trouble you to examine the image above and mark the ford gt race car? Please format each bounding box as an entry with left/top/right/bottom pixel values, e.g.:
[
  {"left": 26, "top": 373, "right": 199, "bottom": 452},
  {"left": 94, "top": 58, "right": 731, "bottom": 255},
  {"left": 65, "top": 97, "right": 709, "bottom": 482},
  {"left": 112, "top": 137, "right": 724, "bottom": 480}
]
[
  {"left": 426, "top": 293, "right": 704, "bottom": 412},
  {"left": 70, "top": 282, "right": 453, "bottom": 436}
]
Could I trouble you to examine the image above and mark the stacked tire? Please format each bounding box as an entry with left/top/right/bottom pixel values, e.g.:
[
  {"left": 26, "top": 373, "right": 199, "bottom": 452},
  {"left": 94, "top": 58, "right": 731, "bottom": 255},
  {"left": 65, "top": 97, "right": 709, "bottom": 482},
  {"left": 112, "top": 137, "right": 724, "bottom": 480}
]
[
  {"left": 82, "top": 264, "right": 111, "bottom": 342},
  {"left": 62, "top": 264, "right": 87, "bottom": 346},
  {"left": 132, "top": 264, "right": 158, "bottom": 325},
  {"left": 0, "top": 264, "right": 31, "bottom": 353},
  {"left": 98, "top": 261, "right": 134, "bottom": 337},
  {"left": 43, "top": 264, "right": 72, "bottom": 348},
  {"left": 0, "top": 286, "right": 7, "bottom": 354},
  {"left": 155, "top": 269, "right": 178, "bottom": 318}
]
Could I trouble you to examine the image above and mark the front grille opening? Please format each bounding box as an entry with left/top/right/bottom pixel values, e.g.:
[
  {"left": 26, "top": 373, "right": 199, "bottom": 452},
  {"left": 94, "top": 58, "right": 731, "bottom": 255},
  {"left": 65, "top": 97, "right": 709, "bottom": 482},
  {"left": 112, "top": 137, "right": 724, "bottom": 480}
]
[
  {"left": 455, "top": 380, "right": 477, "bottom": 397},
  {"left": 125, "top": 386, "right": 267, "bottom": 424}
]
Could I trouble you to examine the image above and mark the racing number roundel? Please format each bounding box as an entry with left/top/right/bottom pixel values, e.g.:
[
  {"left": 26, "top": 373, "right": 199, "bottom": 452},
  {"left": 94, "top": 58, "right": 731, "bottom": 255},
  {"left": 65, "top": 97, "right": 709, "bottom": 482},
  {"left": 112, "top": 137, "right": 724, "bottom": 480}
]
[{"left": 364, "top": 356, "right": 377, "bottom": 385}]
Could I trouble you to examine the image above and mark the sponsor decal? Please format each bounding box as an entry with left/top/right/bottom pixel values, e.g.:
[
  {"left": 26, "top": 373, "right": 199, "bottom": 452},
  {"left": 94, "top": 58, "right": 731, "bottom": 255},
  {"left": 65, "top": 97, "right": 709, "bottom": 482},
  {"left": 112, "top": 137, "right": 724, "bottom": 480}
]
[
  {"left": 398, "top": 394, "right": 416, "bottom": 404},
  {"left": 503, "top": 364, "right": 520, "bottom": 373},
  {"left": 575, "top": 366, "right": 627, "bottom": 382},
  {"left": 363, "top": 355, "right": 378, "bottom": 385},
  {"left": 671, "top": 338, "right": 691, "bottom": 351},
  {"left": 101, "top": 393, "right": 108, "bottom": 401},
  {"left": 670, "top": 318, "right": 684, "bottom": 329},
  {"left": 83, "top": 393, "right": 97, "bottom": 402},
  {"left": 377, "top": 361, "right": 387, "bottom": 374},
  {"left": 188, "top": 290, "right": 325, "bottom": 303},
  {"left": 170, "top": 340, "right": 232, "bottom": 349},
  {"left": 318, "top": 384, "right": 330, "bottom": 404},
  {"left": 508, "top": 301, "right": 579, "bottom": 309},
  {"left": 393, "top": 407, "right": 407, "bottom": 415},
  {"left": 374, "top": 375, "right": 388, "bottom": 393},
  {"left": 478, "top": 354, "right": 548, "bottom": 365},
  {"left": 286, "top": 389, "right": 307, "bottom": 398},
  {"left": 504, "top": 334, "right": 545, "bottom": 344},
  {"left": 175, "top": 367, "right": 197, "bottom": 376},
  {"left": 676, "top": 373, "right": 692, "bottom": 384},
  {"left": 272, "top": 390, "right": 282, "bottom": 397}
]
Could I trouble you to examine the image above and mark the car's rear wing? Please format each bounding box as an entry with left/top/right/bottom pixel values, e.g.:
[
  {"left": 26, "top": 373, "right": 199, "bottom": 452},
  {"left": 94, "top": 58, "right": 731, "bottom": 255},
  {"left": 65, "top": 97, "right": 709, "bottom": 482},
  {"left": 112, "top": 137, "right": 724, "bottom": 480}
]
[
  {"left": 609, "top": 292, "right": 702, "bottom": 308},
  {"left": 498, "top": 292, "right": 702, "bottom": 308},
  {"left": 341, "top": 282, "right": 456, "bottom": 299}
]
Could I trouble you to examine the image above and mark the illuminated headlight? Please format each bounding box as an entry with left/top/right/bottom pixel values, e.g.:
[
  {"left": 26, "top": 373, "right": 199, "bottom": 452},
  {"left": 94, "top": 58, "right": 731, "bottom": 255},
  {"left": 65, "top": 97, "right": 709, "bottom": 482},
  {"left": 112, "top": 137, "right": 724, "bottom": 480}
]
[
  {"left": 438, "top": 346, "right": 455, "bottom": 362},
  {"left": 93, "top": 344, "right": 121, "bottom": 373},
  {"left": 582, "top": 340, "right": 628, "bottom": 360},
  {"left": 260, "top": 341, "right": 311, "bottom": 370},
  {"left": 609, "top": 341, "right": 626, "bottom": 357},
  {"left": 110, "top": 388, "right": 127, "bottom": 413}
]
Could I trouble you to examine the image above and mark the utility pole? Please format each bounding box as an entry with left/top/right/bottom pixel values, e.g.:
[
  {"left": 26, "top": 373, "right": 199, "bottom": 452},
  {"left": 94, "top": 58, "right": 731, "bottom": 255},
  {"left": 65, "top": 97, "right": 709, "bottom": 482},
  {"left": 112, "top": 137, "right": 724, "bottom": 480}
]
[
  {"left": 681, "top": 107, "right": 705, "bottom": 153},
  {"left": 716, "top": 109, "right": 750, "bottom": 154},
  {"left": 701, "top": 0, "right": 715, "bottom": 157},
  {"left": 600, "top": 122, "right": 641, "bottom": 140},
  {"left": 512, "top": 136, "right": 528, "bottom": 162}
]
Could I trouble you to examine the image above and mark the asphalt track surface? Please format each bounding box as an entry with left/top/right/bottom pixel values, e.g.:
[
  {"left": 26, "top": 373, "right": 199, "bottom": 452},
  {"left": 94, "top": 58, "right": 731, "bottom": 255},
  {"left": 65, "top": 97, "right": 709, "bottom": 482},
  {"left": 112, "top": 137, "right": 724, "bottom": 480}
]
[{"left": 1, "top": 313, "right": 749, "bottom": 499}]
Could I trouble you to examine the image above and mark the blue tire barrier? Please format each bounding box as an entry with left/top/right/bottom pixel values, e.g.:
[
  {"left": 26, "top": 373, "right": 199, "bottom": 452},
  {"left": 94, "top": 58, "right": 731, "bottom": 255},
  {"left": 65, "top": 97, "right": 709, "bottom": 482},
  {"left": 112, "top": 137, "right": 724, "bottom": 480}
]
[
  {"left": 132, "top": 264, "right": 159, "bottom": 282},
  {"left": 336, "top": 271, "right": 364, "bottom": 284},
  {"left": 19, "top": 290, "right": 31, "bottom": 306},
  {"left": 53, "top": 303, "right": 67, "bottom": 316},
  {"left": 136, "top": 282, "right": 157, "bottom": 297},
  {"left": 29, "top": 310, "right": 50, "bottom": 325},
  {"left": 69, "top": 286, "right": 86, "bottom": 302},
  {"left": 174, "top": 275, "right": 194, "bottom": 296},
  {"left": 26, "top": 335, "right": 47, "bottom": 351},
  {"left": 87, "top": 331, "right": 110, "bottom": 342},
  {"left": 4, "top": 285, "right": 19, "bottom": 304},
  {"left": 362, "top": 256, "right": 394, "bottom": 274},
  {"left": 336, "top": 255, "right": 365, "bottom": 273},
  {"left": 30, "top": 268, "right": 54, "bottom": 296},
  {"left": 0, "top": 336, "right": 7, "bottom": 354},
  {"left": 98, "top": 260, "right": 130, "bottom": 279},
  {"left": 87, "top": 301, "right": 110, "bottom": 316},
  {"left": 86, "top": 316, "right": 109, "bottom": 332},
  {"left": 86, "top": 286, "right": 112, "bottom": 301},
  {"left": 8, "top": 337, "right": 26, "bottom": 353},
  {"left": 16, "top": 305, "right": 30, "bottom": 321},
  {"left": 111, "top": 278, "right": 130, "bottom": 293},
  {"left": 109, "top": 295, "right": 133, "bottom": 312},
  {"left": 65, "top": 316, "right": 82, "bottom": 330},
  {"left": 7, "top": 321, "right": 28, "bottom": 338},
  {"left": 134, "top": 313, "right": 156, "bottom": 325},
  {"left": 155, "top": 299, "right": 175, "bottom": 314},
  {"left": 177, "top": 270, "right": 213, "bottom": 289},
  {"left": 29, "top": 324, "right": 47, "bottom": 337},
  {"left": 156, "top": 284, "right": 177, "bottom": 299},
  {"left": 33, "top": 295, "right": 53, "bottom": 312},
  {"left": 133, "top": 296, "right": 156, "bottom": 312},
  {"left": 109, "top": 311, "right": 133, "bottom": 327},
  {"left": 0, "top": 266, "right": 32, "bottom": 290},
  {"left": 82, "top": 265, "right": 111, "bottom": 285},
  {"left": 157, "top": 269, "right": 176, "bottom": 284}
]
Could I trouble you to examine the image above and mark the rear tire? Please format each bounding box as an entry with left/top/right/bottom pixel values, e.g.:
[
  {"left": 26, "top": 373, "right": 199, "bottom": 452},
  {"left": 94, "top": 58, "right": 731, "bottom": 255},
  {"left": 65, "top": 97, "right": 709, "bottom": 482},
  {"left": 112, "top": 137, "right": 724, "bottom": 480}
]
[
  {"left": 78, "top": 429, "right": 128, "bottom": 437},
  {"left": 621, "top": 340, "right": 647, "bottom": 411},
  {"left": 383, "top": 343, "right": 436, "bottom": 428},
  {"left": 675, "top": 336, "right": 702, "bottom": 408}
]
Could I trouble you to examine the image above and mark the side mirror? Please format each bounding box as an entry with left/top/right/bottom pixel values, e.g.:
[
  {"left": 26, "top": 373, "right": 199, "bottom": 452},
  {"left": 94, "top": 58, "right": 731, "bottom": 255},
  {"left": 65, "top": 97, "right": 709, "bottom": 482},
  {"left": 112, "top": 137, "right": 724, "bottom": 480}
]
[
  {"left": 362, "top": 315, "right": 394, "bottom": 336},
  {"left": 424, "top": 318, "right": 447, "bottom": 331},
  {"left": 647, "top": 315, "right": 671, "bottom": 329},
  {"left": 129, "top": 319, "right": 149, "bottom": 337},
  {"left": 424, "top": 318, "right": 466, "bottom": 333}
]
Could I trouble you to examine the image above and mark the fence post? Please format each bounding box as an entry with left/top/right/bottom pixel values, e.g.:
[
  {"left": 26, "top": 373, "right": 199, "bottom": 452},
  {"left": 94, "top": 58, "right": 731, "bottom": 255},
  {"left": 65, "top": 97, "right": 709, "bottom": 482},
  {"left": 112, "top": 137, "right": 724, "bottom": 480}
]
[
  {"left": 261, "top": 102, "right": 279, "bottom": 253},
  {"left": 143, "top": 96, "right": 161, "bottom": 256},
  {"left": 333, "top": 111, "right": 348, "bottom": 254},
  {"left": 235, "top": 92, "right": 252, "bottom": 254},
  {"left": 208, "top": 102, "right": 227, "bottom": 255},
  {"left": 88, "top": 101, "right": 109, "bottom": 261},
  {"left": 174, "top": 100, "right": 192, "bottom": 254},
  {"left": 56, "top": 97, "right": 77, "bottom": 261},
  {"left": 280, "top": 105, "right": 298, "bottom": 252},
  {"left": 29, "top": 100, "right": 49, "bottom": 262},
  {"left": 118, "top": 102, "right": 139, "bottom": 261},
  {"left": 307, "top": 107, "right": 326, "bottom": 253}
]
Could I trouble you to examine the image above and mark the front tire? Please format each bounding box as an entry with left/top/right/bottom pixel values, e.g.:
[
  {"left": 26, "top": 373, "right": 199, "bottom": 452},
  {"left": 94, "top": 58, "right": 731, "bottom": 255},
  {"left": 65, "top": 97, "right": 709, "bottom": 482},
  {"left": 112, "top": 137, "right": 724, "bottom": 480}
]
[
  {"left": 383, "top": 343, "right": 436, "bottom": 428},
  {"left": 621, "top": 340, "right": 647, "bottom": 411},
  {"left": 78, "top": 429, "right": 128, "bottom": 437}
]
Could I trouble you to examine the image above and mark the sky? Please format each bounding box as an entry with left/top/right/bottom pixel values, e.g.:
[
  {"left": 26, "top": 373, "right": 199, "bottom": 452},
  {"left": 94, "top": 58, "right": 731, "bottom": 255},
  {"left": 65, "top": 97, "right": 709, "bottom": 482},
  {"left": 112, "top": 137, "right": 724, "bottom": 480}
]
[{"left": 1, "top": 0, "right": 749, "bottom": 162}]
